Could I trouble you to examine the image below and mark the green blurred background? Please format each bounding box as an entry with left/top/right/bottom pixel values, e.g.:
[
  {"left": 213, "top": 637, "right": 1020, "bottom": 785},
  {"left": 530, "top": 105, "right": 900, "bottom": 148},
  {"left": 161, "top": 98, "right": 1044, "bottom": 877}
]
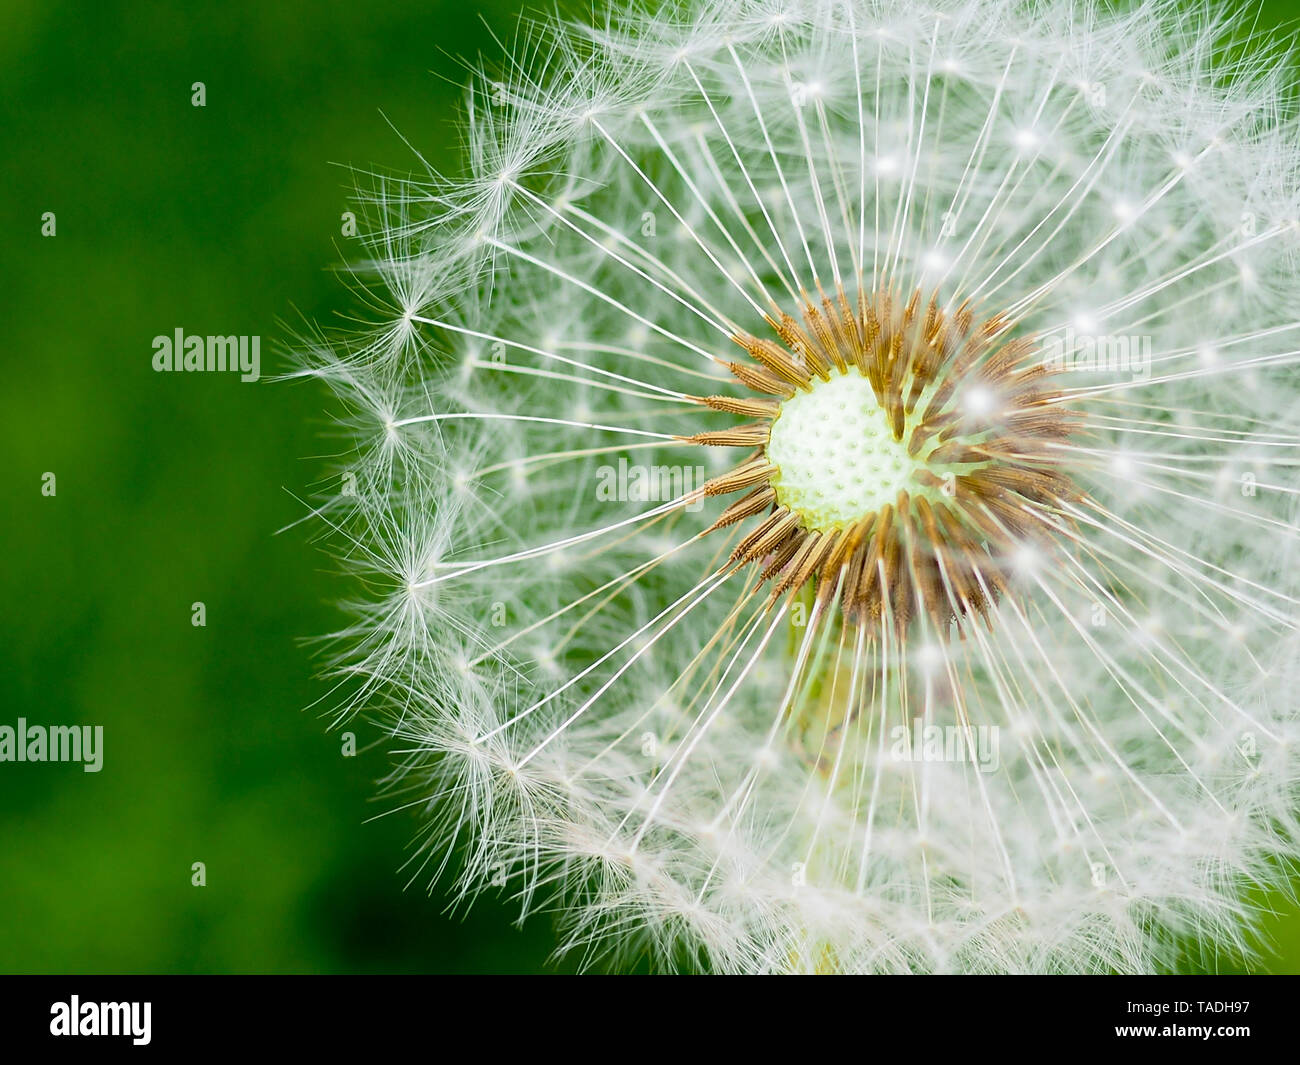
[{"left": 1, "top": 0, "right": 1298, "bottom": 974}]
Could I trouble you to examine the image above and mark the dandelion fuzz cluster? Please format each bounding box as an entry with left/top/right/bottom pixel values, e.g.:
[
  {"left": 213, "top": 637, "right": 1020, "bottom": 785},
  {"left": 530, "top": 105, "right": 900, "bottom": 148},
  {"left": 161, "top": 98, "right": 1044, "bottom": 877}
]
[{"left": 303, "top": 0, "right": 1300, "bottom": 972}]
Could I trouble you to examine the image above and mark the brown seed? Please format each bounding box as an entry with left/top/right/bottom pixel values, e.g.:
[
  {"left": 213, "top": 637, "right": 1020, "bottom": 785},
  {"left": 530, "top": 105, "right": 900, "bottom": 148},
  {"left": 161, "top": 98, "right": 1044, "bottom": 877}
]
[{"left": 677, "top": 284, "right": 1081, "bottom": 634}]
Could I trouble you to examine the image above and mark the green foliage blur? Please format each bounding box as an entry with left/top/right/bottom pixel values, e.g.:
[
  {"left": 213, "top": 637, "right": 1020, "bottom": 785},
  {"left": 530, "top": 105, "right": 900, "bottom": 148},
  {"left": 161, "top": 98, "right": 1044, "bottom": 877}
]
[{"left": 1, "top": 0, "right": 1298, "bottom": 974}]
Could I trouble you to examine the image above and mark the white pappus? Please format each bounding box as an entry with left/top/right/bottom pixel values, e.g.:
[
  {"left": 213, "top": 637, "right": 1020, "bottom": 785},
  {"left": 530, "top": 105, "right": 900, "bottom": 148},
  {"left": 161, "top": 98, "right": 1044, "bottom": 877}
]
[{"left": 298, "top": 0, "right": 1300, "bottom": 973}]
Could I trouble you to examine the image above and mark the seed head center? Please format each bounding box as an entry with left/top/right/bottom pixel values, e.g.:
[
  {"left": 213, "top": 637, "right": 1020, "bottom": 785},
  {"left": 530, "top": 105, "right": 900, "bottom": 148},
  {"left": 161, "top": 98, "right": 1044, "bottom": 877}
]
[
  {"left": 767, "top": 371, "right": 915, "bottom": 531},
  {"left": 696, "top": 283, "right": 1082, "bottom": 633}
]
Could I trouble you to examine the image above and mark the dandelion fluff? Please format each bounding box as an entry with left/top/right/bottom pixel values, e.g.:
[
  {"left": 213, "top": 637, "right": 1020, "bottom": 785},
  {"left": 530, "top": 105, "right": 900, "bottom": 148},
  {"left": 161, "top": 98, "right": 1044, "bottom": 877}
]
[{"left": 300, "top": 0, "right": 1300, "bottom": 973}]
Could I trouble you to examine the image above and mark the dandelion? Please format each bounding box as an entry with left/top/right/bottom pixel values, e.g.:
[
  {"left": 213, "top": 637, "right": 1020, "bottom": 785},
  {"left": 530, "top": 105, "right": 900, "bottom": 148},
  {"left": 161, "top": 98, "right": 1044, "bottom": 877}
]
[{"left": 301, "top": 0, "right": 1300, "bottom": 972}]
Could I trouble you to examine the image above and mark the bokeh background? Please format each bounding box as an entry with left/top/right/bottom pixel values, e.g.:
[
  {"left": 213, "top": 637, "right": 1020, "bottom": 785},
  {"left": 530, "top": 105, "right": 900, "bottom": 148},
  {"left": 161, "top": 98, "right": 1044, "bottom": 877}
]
[{"left": 2, "top": 0, "right": 1298, "bottom": 974}]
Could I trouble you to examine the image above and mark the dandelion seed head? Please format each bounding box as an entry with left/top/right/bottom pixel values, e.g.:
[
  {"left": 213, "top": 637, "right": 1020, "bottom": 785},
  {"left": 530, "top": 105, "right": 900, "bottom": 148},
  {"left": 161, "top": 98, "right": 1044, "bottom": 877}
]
[{"left": 302, "top": 0, "right": 1300, "bottom": 973}]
